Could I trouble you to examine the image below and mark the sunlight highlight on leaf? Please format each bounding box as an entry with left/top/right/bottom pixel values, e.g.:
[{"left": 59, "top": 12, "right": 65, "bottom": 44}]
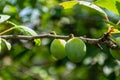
[
  {"left": 59, "top": 1, "right": 78, "bottom": 9},
  {"left": 59, "top": 1, "right": 107, "bottom": 16},
  {"left": 0, "top": 15, "right": 10, "bottom": 23},
  {"left": 95, "top": 0, "right": 120, "bottom": 15}
]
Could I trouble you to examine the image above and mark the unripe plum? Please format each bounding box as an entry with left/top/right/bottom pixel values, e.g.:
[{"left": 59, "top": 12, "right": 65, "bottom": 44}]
[
  {"left": 50, "top": 39, "right": 66, "bottom": 60},
  {"left": 65, "top": 38, "right": 86, "bottom": 62}
]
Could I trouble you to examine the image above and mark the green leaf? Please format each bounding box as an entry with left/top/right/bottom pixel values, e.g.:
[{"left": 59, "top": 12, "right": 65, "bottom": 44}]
[
  {"left": 80, "top": 1, "right": 107, "bottom": 16},
  {"left": 17, "top": 26, "right": 38, "bottom": 36},
  {"left": 112, "top": 28, "right": 120, "bottom": 34},
  {"left": 105, "top": 21, "right": 118, "bottom": 28},
  {"left": 0, "top": 38, "right": 2, "bottom": 53},
  {"left": 95, "top": 0, "right": 120, "bottom": 15},
  {"left": 116, "top": 1, "right": 120, "bottom": 15},
  {"left": 106, "top": 21, "right": 120, "bottom": 34},
  {"left": 16, "top": 26, "right": 41, "bottom": 46},
  {"left": 0, "top": 38, "right": 11, "bottom": 53},
  {"left": 34, "top": 39, "right": 41, "bottom": 46},
  {"left": 2, "top": 39, "right": 11, "bottom": 51},
  {"left": 59, "top": 1, "right": 107, "bottom": 16},
  {"left": 0, "top": 15, "right": 10, "bottom": 23}
]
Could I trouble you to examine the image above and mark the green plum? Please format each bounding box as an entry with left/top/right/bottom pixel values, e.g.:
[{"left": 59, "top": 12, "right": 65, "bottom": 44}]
[
  {"left": 65, "top": 38, "right": 86, "bottom": 62},
  {"left": 50, "top": 39, "right": 66, "bottom": 60}
]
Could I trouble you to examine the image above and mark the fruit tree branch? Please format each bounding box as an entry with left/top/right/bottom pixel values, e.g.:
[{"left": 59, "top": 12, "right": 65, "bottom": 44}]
[{"left": 1, "top": 33, "right": 120, "bottom": 49}]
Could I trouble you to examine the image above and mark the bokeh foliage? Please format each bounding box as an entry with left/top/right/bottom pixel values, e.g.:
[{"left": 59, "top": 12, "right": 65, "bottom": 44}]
[{"left": 0, "top": 0, "right": 120, "bottom": 80}]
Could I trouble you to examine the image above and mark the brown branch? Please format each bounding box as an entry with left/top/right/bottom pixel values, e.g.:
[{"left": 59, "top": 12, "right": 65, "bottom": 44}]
[
  {"left": 0, "top": 34, "right": 100, "bottom": 43},
  {"left": 1, "top": 33, "right": 120, "bottom": 49}
]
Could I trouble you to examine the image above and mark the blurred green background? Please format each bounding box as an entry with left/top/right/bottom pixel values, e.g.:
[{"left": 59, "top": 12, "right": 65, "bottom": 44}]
[{"left": 0, "top": 0, "right": 120, "bottom": 80}]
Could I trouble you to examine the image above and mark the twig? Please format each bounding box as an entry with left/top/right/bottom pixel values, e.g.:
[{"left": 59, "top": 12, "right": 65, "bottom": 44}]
[
  {"left": 105, "top": 15, "right": 109, "bottom": 22},
  {"left": 0, "top": 27, "right": 16, "bottom": 35},
  {"left": 116, "top": 20, "right": 120, "bottom": 25}
]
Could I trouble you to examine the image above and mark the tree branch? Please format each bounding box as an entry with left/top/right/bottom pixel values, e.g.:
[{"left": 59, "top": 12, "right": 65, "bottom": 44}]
[{"left": 1, "top": 33, "right": 120, "bottom": 49}]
